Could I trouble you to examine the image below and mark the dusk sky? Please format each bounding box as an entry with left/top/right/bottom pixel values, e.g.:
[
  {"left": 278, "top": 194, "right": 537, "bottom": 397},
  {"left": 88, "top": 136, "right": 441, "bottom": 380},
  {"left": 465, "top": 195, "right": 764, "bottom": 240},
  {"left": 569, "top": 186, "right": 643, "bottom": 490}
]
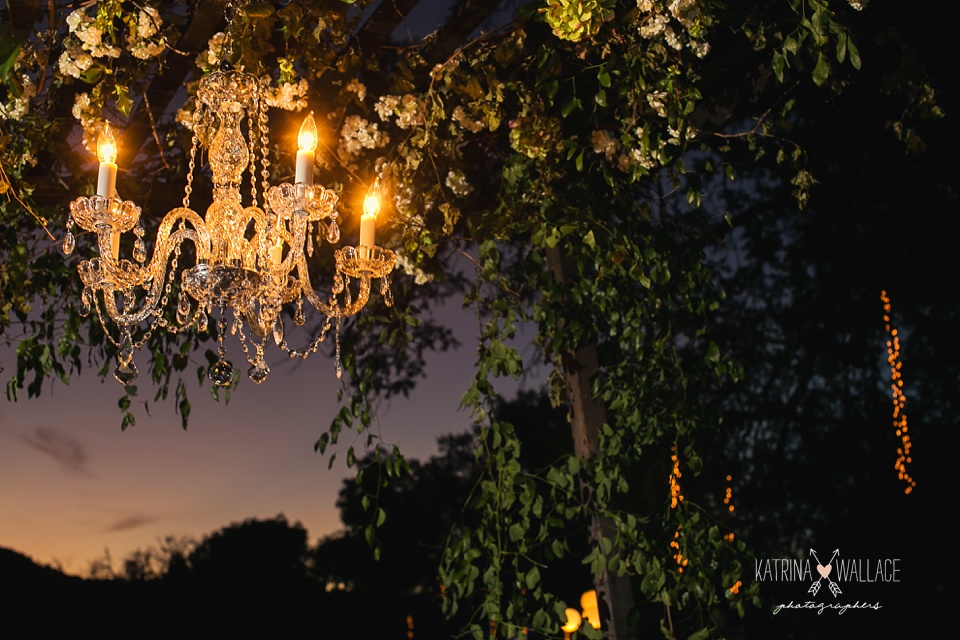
[{"left": 0, "top": 293, "right": 539, "bottom": 575}]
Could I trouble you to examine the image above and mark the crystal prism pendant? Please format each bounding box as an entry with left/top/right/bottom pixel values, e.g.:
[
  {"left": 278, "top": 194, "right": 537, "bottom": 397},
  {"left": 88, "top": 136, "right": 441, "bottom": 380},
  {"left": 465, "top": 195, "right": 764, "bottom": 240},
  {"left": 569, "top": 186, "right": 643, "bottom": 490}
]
[
  {"left": 248, "top": 360, "right": 270, "bottom": 383},
  {"left": 381, "top": 275, "right": 393, "bottom": 307},
  {"left": 133, "top": 237, "right": 147, "bottom": 263},
  {"left": 176, "top": 293, "right": 191, "bottom": 325},
  {"left": 272, "top": 316, "right": 284, "bottom": 345},
  {"left": 118, "top": 330, "right": 134, "bottom": 365},
  {"left": 114, "top": 359, "right": 138, "bottom": 385},
  {"left": 326, "top": 220, "right": 340, "bottom": 244},
  {"left": 294, "top": 301, "right": 305, "bottom": 326},
  {"left": 80, "top": 287, "right": 93, "bottom": 317},
  {"left": 62, "top": 231, "right": 75, "bottom": 255},
  {"left": 208, "top": 359, "right": 234, "bottom": 386}
]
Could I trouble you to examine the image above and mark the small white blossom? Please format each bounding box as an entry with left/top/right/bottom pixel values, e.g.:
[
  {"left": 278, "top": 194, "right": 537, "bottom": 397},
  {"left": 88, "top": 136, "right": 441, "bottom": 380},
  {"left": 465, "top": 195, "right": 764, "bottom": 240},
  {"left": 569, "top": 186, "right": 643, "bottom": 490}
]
[
  {"left": 445, "top": 170, "right": 473, "bottom": 196},
  {"left": 71, "top": 92, "right": 91, "bottom": 120},
  {"left": 394, "top": 252, "right": 434, "bottom": 285},
  {"left": 646, "top": 91, "right": 667, "bottom": 118},
  {"left": 591, "top": 129, "right": 618, "bottom": 160},
  {"left": 375, "top": 95, "right": 400, "bottom": 121},
  {"left": 452, "top": 105, "right": 484, "bottom": 133},
  {"left": 345, "top": 78, "right": 366, "bottom": 102},
  {"left": 395, "top": 95, "right": 421, "bottom": 129},
  {"left": 137, "top": 7, "right": 160, "bottom": 39}
]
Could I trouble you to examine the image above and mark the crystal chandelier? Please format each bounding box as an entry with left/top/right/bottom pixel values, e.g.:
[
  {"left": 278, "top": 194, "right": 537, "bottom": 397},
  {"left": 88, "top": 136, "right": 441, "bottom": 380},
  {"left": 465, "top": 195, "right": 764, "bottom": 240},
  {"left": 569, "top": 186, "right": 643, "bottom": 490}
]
[{"left": 62, "top": 61, "right": 395, "bottom": 387}]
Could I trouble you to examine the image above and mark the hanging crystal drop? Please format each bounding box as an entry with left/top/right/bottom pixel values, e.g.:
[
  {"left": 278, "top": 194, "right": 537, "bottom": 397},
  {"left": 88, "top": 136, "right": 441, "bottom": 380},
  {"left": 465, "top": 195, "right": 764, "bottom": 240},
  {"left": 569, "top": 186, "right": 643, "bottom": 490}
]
[
  {"left": 176, "top": 293, "right": 191, "bottom": 325},
  {"left": 208, "top": 359, "right": 234, "bottom": 386},
  {"left": 332, "top": 272, "right": 344, "bottom": 295},
  {"left": 344, "top": 281, "right": 352, "bottom": 308},
  {"left": 381, "top": 275, "right": 393, "bottom": 307},
  {"left": 307, "top": 231, "right": 314, "bottom": 257},
  {"left": 248, "top": 360, "right": 270, "bottom": 384},
  {"left": 133, "top": 237, "right": 146, "bottom": 263},
  {"left": 80, "top": 287, "right": 92, "bottom": 317},
  {"left": 118, "top": 330, "right": 134, "bottom": 365},
  {"left": 326, "top": 220, "right": 340, "bottom": 244},
  {"left": 197, "top": 309, "right": 208, "bottom": 332},
  {"left": 62, "top": 231, "right": 75, "bottom": 255},
  {"left": 294, "top": 299, "right": 305, "bottom": 326},
  {"left": 273, "top": 315, "right": 284, "bottom": 345},
  {"left": 231, "top": 315, "right": 240, "bottom": 336},
  {"left": 114, "top": 358, "right": 139, "bottom": 385}
]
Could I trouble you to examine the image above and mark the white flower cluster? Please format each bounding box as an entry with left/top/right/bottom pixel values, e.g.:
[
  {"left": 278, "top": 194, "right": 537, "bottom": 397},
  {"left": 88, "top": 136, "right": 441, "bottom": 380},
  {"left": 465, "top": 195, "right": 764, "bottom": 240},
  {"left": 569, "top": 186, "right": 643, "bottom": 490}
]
[
  {"left": 197, "top": 32, "right": 227, "bottom": 72},
  {"left": 339, "top": 115, "right": 387, "bottom": 156},
  {"left": 264, "top": 79, "right": 309, "bottom": 111},
  {"left": 373, "top": 94, "right": 422, "bottom": 129},
  {"left": 445, "top": 170, "right": 473, "bottom": 196},
  {"left": 394, "top": 251, "right": 434, "bottom": 285},
  {"left": 0, "top": 75, "right": 35, "bottom": 122},
  {"left": 128, "top": 7, "right": 165, "bottom": 60},
  {"left": 848, "top": 0, "right": 869, "bottom": 10},
  {"left": 58, "top": 6, "right": 165, "bottom": 78},
  {"left": 636, "top": 0, "right": 710, "bottom": 58},
  {"left": 71, "top": 92, "right": 103, "bottom": 152}
]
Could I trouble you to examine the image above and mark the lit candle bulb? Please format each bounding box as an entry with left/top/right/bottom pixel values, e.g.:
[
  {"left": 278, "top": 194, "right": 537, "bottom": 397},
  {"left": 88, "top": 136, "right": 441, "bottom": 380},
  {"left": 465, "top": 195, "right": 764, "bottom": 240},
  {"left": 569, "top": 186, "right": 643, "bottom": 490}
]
[
  {"left": 97, "top": 123, "right": 118, "bottom": 197},
  {"left": 360, "top": 179, "right": 380, "bottom": 249},
  {"left": 97, "top": 123, "right": 120, "bottom": 256},
  {"left": 296, "top": 112, "right": 317, "bottom": 186}
]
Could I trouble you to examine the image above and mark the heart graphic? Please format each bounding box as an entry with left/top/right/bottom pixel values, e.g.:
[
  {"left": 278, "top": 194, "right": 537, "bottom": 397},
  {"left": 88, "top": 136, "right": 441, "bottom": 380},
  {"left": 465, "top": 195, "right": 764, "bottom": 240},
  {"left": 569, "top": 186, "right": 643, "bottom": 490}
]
[{"left": 817, "top": 564, "right": 832, "bottom": 578}]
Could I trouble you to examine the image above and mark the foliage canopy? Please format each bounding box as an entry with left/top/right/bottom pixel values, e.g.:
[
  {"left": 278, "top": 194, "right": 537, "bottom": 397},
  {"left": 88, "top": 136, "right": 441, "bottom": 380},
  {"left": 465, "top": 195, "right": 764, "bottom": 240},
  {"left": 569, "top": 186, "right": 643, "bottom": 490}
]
[{"left": 1, "top": 0, "right": 947, "bottom": 637}]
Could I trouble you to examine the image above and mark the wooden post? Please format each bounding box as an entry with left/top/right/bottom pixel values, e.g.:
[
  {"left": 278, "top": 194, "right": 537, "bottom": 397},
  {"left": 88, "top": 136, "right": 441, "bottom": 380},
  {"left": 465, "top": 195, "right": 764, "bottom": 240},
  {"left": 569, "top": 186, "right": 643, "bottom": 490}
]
[{"left": 546, "top": 247, "right": 638, "bottom": 640}]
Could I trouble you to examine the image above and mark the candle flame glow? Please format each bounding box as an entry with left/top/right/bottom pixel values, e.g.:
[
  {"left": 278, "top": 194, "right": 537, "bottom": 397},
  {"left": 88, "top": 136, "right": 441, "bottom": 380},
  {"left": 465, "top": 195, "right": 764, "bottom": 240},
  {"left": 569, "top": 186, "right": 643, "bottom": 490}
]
[
  {"left": 363, "top": 179, "right": 381, "bottom": 218},
  {"left": 97, "top": 123, "right": 117, "bottom": 164},
  {"left": 298, "top": 111, "right": 318, "bottom": 152}
]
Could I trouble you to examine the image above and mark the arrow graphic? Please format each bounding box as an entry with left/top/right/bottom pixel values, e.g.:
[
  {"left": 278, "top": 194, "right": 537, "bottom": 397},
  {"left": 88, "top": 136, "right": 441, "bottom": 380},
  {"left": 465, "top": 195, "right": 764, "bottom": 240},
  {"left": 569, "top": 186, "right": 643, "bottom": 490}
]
[{"left": 807, "top": 548, "right": 843, "bottom": 598}]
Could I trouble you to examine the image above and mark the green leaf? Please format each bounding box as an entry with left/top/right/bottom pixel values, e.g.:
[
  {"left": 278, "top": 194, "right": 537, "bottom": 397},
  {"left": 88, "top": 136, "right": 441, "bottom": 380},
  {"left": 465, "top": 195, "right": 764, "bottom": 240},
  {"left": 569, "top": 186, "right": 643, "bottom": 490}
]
[
  {"left": 707, "top": 340, "right": 720, "bottom": 363},
  {"left": 848, "top": 39, "right": 861, "bottom": 70},
  {"left": 772, "top": 52, "right": 785, "bottom": 83},
  {"left": 812, "top": 53, "right": 830, "bottom": 86},
  {"left": 598, "top": 70, "right": 611, "bottom": 87},
  {"left": 595, "top": 89, "right": 607, "bottom": 107},
  {"left": 687, "top": 628, "right": 711, "bottom": 640},
  {"left": 525, "top": 566, "right": 541, "bottom": 590},
  {"left": 784, "top": 35, "right": 799, "bottom": 56}
]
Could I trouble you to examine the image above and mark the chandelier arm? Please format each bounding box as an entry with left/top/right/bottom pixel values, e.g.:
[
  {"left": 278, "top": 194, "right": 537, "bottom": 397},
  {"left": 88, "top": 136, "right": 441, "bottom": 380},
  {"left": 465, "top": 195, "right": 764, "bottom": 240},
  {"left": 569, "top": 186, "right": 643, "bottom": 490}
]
[
  {"left": 98, "top": 225, "right": 208, "bottom": 327},
  {"left": 293, "top": 253, "right": 339, "bottom": 316},
  {"left": 154, "top": 207, "right": 212, "bottom": 264}
]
